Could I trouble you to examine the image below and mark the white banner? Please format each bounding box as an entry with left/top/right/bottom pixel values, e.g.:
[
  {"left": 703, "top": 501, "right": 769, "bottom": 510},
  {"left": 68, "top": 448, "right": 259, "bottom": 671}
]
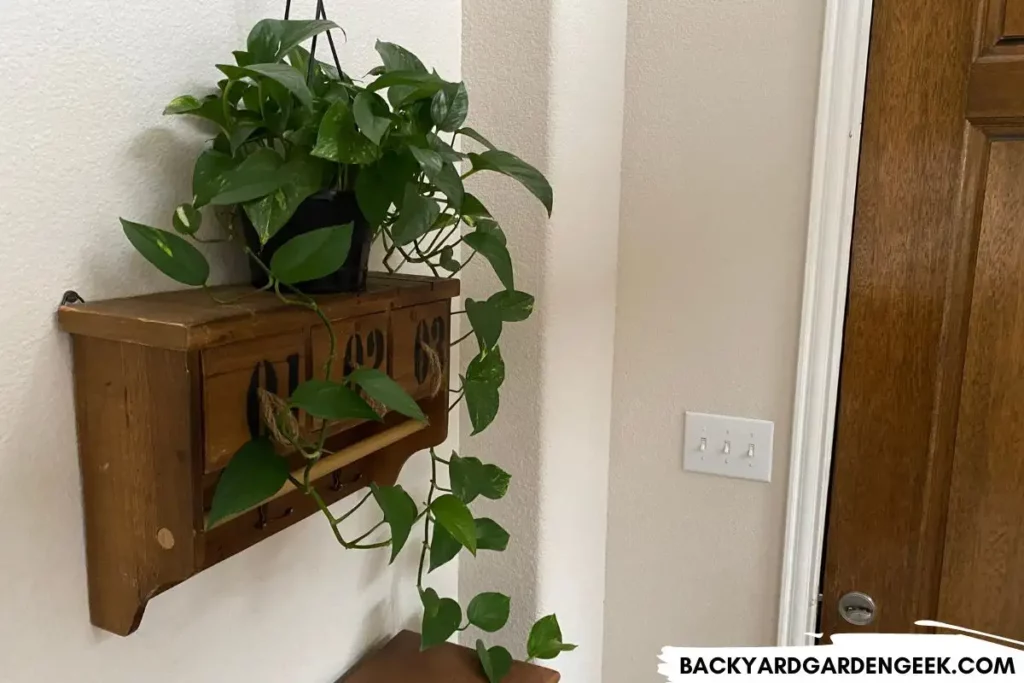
[{"left": 659, "top": 622, "right": 1024, "bottom": 681}]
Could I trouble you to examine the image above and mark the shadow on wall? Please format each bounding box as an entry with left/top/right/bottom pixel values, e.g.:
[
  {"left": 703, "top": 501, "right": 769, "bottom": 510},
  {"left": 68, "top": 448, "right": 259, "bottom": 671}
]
[
  {"left": 460, "top": 0, "right": 554, "bottom": 656},
  {"left": 0, "top": 334, "right": 89, "bottom": 669}
]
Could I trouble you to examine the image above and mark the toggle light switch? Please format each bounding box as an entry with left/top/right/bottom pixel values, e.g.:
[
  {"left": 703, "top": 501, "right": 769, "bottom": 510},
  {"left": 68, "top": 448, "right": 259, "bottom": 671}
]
[{"left": 683, "top": 411, "right": 774, "bottom": 482}]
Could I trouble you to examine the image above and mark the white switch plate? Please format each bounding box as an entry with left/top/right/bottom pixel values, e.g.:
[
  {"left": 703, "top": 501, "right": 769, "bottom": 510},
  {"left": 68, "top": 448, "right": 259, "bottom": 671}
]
[{"left": 683, "top": 411, "right": 774, "bottom": 483}]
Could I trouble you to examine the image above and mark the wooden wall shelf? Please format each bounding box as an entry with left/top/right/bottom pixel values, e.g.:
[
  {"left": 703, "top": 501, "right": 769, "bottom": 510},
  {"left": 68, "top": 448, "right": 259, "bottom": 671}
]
[{"left": 58, "top": 273, "right": 459, "bottom": 636}]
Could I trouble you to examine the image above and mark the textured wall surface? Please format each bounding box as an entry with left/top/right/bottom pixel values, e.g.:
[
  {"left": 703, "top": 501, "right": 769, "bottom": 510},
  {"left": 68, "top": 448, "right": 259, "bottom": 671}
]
[
  {"left": 0, "top": 2, "right": 458, "bottom": 682},
  {"left": 461, "top": 1, "right": 627, "bottom": 680},
  {"left": 603, "top": 0, "right": 825, "bottom": 680}
]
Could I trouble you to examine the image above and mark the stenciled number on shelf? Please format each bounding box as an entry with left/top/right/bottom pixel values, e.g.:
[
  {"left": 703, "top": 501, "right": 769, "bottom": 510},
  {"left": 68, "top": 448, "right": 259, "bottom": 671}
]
[
  {"left": 344, "top": 328, "right": 386, "bottom": 374},
  {"left": 414, "top": 316, "right": 447, "bottom": 384},
  {"left": 245, "top": 354, "right": 301, "bottom": 439}
]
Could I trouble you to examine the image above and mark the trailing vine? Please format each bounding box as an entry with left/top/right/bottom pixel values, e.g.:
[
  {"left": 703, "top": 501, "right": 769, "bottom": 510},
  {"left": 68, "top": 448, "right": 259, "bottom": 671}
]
[{"left": 119, "top": 17, "right": 574, "bottom": 682}]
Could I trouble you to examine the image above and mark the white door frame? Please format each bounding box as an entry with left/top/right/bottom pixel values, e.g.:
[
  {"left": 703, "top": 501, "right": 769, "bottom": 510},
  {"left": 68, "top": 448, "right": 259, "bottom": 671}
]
[{"left": 777, "top": 0, "right": 874, "bottom": 647}]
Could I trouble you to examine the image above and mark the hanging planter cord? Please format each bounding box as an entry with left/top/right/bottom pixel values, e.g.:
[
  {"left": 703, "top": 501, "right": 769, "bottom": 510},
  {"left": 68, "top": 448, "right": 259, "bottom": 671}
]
[{"left": 284, "top": 0, "right": 344, "bottom": 81}]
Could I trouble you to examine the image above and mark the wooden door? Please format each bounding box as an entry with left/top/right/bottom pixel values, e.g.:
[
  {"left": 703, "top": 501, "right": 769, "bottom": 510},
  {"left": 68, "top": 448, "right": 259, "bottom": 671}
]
[{"left": 822, "top": 0, "right": 1024, "bottom": 640}]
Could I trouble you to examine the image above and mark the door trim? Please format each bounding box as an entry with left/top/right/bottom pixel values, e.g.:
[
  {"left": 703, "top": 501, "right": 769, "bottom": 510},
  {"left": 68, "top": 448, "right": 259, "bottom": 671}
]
[{"left": 777, "top": 0, "right": 874, "bottom": 647}]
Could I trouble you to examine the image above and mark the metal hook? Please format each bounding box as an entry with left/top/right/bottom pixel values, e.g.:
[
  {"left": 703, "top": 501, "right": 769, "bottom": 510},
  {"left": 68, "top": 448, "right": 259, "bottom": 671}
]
[
  {"left": 255, "top": 504, "right": 294, "bottom": 530},
  {"left": 60, "top": 290, "right": 84, "bottom": 307}
]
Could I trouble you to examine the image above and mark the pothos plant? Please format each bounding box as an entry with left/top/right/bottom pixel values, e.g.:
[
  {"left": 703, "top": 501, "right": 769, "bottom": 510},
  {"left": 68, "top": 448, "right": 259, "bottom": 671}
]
[{"left": 119, "top": 17, "right": 574, "bottom": 681}]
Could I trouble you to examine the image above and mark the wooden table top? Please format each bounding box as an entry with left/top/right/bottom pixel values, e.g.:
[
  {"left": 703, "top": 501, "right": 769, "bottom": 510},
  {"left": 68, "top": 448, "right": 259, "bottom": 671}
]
[{"left": 339, "top": 631, "right": 560, "bottom": 683}]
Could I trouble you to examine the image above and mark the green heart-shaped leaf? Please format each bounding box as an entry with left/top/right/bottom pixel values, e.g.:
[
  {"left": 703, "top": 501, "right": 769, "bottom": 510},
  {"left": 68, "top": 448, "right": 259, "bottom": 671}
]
[
  {"left": 391, "top": 184, "right": 440, "bottom": 246},
  {"left": 458, "top": 127, "right": 498, "bottom": 151},
  {"left": 244, "top": 62, "right": 315, "bottom": 109},
  {"left": 467, "top": 592, "right": 510, "bottom": 633},
  {"left": 247, "top": 19, "right": 280, "bottom": 62},
  {"left": 374, "top": 42, "right": 431, "bottom": 107},
  {"left": 475, "top": 518, "right": 510, "bottom": 552},
  {"left": 427, "top": 133, "right": 466, "bottom": 163},
  {"left": 476, "top": 641, "right": 513, "bottom": 683},
  {"left": 215, "top": 63, "right": 249, "bottom": 81},
  {"left": 192, "top": 149, "right": 239, "bottom": 208},
  {"left": 207, "top": 438, "right": 289, "bottom": 528},
  {"left": 233, "top": 50, "right": 255, "bottom": 67},
  {"left": 410, "top": 146, "right": 443, "bottom": 176},
  {"left": 172, "top": 203, "right": 202, "bottom": 236},
  {"left": 431, "top": 82, "right": 469, "bottom": 132},
  {"left": 449, "top": 454, "right": 481, "bottom": 504},
  {"left": 289, "top": 379, "right": 381, "bottom": 422},
  {"left": 312, "top": 99, "right": 381, "bottom": 165},
  {"left": 228, "top": 124, "right": 259, "bottom": 155},
  {"left": 275, "top": 20, "right": 339, "bottom": 59},
  {"left": 269, "top": 224, "right": 353, "bottom": 285},
  {"left": 460, "top": 193, "right": 492, "bottom": 219},
  {"left": 428, "top": 521, "right": 462, "bottom": 573},
  {"left": 164, "top": 95, "right": 203, "bottom": 115},
  {"left": 450, "top": 455, "right": 510, "bottom": 505},
  {"left": 487, "top": 290, "right": 535, "bottom": 323},
  {"left": 167, "top": 94, "right": 228, "bottom": 130},
  {"left": 430, "top": 494, "right": 477, "bottom": 555},
  {"left": 420, "top": 588, "right": 462, "bottom": 649},
  {"left": 429, "top": 515, "right": 509, "bottom": 572},
  {"left": 463, "top": 228, "right": 514, "bottom": 290},
  {"left": 527, "top": 615, "right": 577, "bottom": 661},
  {"left": 375, "top": 41, "right": 427, "bottom": 73},
  {"left": 355, "top": 152, "right": 419, "bottom": 228},
  {"left": 465, "top": 299, "right": 502, "bottom": 351},
  {"left": 469, "top": 150, "right": 552, "bottom": 216},
  {"left": 207, "top": 148, "right": 288, "bottom": 206},
  {"left": 242, "top": 152, "right": 326, "bottom": 244},
  {"left": 409, "top": 147, "right": 464, "bottom": 209},
  {"left": 367, "top": 71, "right": 446, "bottom": 108},
  {"left": 462, "top": 346, "right": 505, "bottom": 436},
  {"left": 463, "top": 373, "right": 500, "bottom": 435},
  {"left": 352, "top": 91, "right": 393, "bottom": 146},
  {"left": 346, "top": 367, "right": 426, "bottom": 421},
  {"left": 371, "top": 483, "right": 418, "bottom": 563},
  {"left": 466, "top": 346, "right": 505, "bottom": 388},
  {"left": 121, "top": 220, "right": 209, "bottom": 287}
]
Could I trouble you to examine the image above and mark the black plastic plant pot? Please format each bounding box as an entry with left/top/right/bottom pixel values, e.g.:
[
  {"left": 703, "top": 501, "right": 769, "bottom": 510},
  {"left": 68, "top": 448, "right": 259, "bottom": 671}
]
[{"left": 240, "top": 190, "right": 372, "bottom": 294}]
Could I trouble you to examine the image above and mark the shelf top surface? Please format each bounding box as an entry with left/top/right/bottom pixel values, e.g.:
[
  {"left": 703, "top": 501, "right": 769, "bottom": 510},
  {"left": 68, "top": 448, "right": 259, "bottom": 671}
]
[{"left": 57, "top": 272, "right": 459, "bottom": 350}]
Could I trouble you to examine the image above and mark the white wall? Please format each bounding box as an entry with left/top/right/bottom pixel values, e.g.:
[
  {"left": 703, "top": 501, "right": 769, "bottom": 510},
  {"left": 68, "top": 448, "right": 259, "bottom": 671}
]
[
  {"left": 0, "top": 2, "right": 459, "bottom": 682},
  {"left": 461, "top": 0, "right": 627, "bottom": 680},
  {"left": 603, "top": 0, "right": 825, "bottom": 680},
  {"left": 2, "top": 0, "right": 831, "bottom": 679}
]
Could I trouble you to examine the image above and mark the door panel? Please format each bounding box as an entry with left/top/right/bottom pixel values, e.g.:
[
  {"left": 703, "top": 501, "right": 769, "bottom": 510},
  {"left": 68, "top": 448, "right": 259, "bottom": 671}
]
[
  {"left": 821, "top": 0, "right": 979, "bottom": 638},
  {"left": 987, "top": 0, "right": 1024, "bottom": 46},
  {"left": 939, "top": 141, "right": 1024, "bottom": 638},
  {"left": 822, "top": 0, "right": 1024, "bottom": 639}
]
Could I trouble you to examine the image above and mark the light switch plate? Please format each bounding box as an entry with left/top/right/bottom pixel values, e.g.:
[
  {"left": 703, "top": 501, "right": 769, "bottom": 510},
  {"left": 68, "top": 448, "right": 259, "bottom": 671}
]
[{"left": 683, "top": 411, "right": 774, "bottom": 483}]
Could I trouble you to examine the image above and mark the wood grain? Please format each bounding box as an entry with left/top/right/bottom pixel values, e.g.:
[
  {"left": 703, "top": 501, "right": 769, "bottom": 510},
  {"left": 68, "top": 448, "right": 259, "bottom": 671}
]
[
  {"left": 72, "top": 337, "right": 196, "bottom": 635},
  {"left": 968, "top": 59, "right": 1024, "bottom": 123},
  {"left": 824, "top": 0, "right": 1024, "bottom": 642},
  {"left": 1003, "top": 0, "right": 1024, "bottom": 38},
  {"left": 820, "top": 0, "right": 979, "bottom": 637},
  {"left": 59, "top": 273, "right": 458, "bottom": 635},
  {"left": 203, "top": 331, "right": 307, "bottom": 472},
  {"left": 391, "top": 300, "right": 451, "bottom": 400},
  {"left": 57, "top": 273, "right": 459, "bottom": 350},
  {"left": 938, "top": 142, "right": 1024, "bottom": 639},
  {"left": 339, "top": 631, "right": 559, "bottom": 683}
]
